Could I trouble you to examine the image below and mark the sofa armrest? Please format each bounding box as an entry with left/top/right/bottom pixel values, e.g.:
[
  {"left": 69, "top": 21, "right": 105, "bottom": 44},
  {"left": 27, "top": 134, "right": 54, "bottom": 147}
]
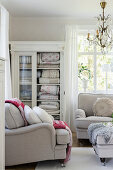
[
  {"left": 5, "top": 123, "right": 56, "bottom": 150},
  {"left": 75, "top": 109, "right": 86, "bottom": 119}
]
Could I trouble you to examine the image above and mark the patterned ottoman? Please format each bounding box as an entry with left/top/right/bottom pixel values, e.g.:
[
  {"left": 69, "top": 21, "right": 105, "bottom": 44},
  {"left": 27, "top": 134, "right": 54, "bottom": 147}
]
[{"left": 88, "top": 122, "right": 113, "bottom": 166}]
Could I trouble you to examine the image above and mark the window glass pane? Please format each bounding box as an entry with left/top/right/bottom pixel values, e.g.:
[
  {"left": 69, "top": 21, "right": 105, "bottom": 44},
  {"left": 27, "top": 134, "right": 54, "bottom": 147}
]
[
  {"left": 96, "top": 55, "right": 113, "bottom": 91},
  {"left": 78, "top": 55, "right": 94, "bottom": 92},
  {"left": 78, "top": 35, "right": 94, "bottom": 52}
]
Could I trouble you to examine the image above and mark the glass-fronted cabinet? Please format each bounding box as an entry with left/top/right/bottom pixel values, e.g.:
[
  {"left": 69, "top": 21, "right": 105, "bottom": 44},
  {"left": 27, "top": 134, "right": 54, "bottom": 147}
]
[{"left": 10, "top": 42, "right": 64, "bottom": 120}]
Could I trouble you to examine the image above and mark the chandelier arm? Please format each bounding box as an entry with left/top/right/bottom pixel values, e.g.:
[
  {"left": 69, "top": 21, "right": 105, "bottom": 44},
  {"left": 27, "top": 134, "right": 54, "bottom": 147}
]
[{"left": 87, "top": 0, "right": 113, "bottom": 53}]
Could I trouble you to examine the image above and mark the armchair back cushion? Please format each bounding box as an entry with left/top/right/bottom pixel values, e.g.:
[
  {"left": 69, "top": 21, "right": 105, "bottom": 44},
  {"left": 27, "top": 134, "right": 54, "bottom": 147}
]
[{"left": 78, "top": 93, "right": 113, "bottom": 116}]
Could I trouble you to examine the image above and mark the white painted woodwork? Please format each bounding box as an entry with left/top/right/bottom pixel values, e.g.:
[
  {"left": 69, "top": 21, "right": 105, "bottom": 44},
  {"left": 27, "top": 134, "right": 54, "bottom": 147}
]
[
  {"left": 0, "top": 58, "right": 5, "bottom": 170},
  {"left": 10, "top": 41, "right": 64, "bottom": 120}
]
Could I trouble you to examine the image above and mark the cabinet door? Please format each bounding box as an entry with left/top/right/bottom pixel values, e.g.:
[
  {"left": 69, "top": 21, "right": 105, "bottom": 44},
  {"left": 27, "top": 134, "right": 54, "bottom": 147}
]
[
  {"left": 0, "top": 71, "right": 5, "bottom": 170},
  {"left": 12, "top": 52, "right": 37, "bottom": 108}
]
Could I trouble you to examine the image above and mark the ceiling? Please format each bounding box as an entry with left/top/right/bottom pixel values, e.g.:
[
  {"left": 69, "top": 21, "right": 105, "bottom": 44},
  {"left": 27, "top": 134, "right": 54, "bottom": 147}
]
[{"left": 1, "top": 0, "right": 113, "bottom": 19}]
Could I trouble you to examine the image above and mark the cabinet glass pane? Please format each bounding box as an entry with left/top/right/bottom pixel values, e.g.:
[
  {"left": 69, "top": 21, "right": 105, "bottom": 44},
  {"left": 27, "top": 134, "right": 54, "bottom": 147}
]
[{"left": 19, "top": 56, "right": 32, "bottom": 106}]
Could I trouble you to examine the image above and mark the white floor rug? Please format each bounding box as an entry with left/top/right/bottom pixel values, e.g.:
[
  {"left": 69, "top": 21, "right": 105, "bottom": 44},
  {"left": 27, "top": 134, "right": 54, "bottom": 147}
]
[{"left": 35, "top": 147, "right": 113, "bottom": 170}]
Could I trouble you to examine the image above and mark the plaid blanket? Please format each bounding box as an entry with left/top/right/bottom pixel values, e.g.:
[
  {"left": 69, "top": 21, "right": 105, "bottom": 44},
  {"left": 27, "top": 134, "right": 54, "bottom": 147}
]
[{"left": 53, "top": 120, "right": 72, "bottom": 163}]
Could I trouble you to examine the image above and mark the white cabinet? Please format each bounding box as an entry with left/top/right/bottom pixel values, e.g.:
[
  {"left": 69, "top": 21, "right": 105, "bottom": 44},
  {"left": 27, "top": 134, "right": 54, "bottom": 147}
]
[
  {"left": 10, "top": 41, "right": 64, "bottom": 120},
  {"left": 0, "top": 59, "right": 5, "bottom": 170}
]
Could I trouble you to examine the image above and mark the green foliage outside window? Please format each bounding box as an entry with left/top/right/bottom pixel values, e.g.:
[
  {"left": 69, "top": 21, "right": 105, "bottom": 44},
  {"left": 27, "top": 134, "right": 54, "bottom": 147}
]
[{"left": 78, "top": 34, "right": 113, "bottom": 92}]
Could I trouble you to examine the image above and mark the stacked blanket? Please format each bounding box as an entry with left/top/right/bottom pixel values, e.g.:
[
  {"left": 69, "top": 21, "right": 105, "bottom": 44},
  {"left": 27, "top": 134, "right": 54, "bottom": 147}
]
[
  {"left": 38, "top": 69, "right": 60, "bottom": 84},
  {"left": 37, "top": 52, "right": 60, "bottom": 68},
  {"left": 40, "top": 52, "right": 60, "bottom": 65},
  {"left": 38, "top": 86, "right": 60, "bottom": 115},
  {"left": 39, "top": 101, "right": 60, "bottom": 115},
  {"left": 38, "top": 85, "right": 59, "bottom": 100}
]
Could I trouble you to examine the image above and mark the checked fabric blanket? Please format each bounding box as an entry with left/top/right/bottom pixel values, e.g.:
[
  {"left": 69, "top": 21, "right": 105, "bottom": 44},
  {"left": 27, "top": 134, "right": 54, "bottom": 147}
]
[
  {"left": 53, "top": 120, "right": 72, "bottom": 163},
  {"left": 88, "top": 123, "right": 113, "bottom": 145}
]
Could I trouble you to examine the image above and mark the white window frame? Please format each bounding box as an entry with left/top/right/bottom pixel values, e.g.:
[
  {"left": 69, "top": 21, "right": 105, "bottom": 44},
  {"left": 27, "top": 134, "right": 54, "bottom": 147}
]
[{"left": 77, "top": 30, "right": 113, "bottom": 94}]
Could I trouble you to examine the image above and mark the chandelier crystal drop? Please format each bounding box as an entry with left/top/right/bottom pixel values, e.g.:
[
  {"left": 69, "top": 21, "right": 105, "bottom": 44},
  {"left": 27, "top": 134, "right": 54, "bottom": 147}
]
[{"left": 87, "top": 1, "right": 113, "bottom": 54}]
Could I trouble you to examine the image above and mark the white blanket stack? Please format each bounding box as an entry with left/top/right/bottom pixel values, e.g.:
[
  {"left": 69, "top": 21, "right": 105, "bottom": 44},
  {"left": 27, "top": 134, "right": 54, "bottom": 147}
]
[
  {"left": 39, "top": 102, "right": 60, "bottom": 115},
  {"left": 38, "top": 85, "right": 59, "bottom": 100},
  {"left": 37, "top": 52, "right": 60, "bottom": 116}
]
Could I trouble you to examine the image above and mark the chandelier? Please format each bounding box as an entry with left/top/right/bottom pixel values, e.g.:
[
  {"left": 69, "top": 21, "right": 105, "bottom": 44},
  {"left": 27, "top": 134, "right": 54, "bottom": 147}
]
[{"left": 87, "top": 0, "right": 113, "bottom": 54}]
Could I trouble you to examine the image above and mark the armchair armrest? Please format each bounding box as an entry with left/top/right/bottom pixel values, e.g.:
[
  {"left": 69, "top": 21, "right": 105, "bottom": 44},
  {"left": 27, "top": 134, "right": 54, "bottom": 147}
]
[
  {"left": 75, "top": 109, "right": 86, "bottom": 119},
  {"left": 5, "top": 123, "right": 56, "bottom": 166},
  {"left": 5, "top": 123, "right": 56, "bottom": 150}
]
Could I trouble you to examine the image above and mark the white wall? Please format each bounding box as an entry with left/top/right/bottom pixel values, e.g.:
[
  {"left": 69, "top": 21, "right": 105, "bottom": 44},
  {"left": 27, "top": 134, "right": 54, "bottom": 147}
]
[{"left": 9, "top": 17, "right": 95, "bottom": 41}]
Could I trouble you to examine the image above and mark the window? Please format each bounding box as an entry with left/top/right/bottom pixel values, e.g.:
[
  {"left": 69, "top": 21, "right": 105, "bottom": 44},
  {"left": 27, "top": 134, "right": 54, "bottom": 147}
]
[{"left": 78, "top": 32, "right": 113, "bottom": 93}]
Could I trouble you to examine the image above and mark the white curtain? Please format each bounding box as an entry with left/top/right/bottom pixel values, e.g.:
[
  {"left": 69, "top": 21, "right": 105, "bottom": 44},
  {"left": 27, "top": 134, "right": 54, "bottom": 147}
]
[
  {"left": 64, "top": 25, "right": 78, "bottom": 132},
  {"left": 0, "top": 5, "right": 12, "bottom": 99}
]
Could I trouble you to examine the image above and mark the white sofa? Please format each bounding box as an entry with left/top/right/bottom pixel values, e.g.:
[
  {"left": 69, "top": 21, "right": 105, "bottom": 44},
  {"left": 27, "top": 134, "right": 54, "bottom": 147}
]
[
  {"left": 75, "top": 93, "right": 113, "bottom": 139},
  {"left": 5, "top": 103, "right": 70, "bottom": 166}
]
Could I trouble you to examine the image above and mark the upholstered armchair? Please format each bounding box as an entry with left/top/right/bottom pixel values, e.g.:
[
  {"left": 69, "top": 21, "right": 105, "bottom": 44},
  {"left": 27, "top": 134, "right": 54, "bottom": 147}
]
[{"left": 75, "top": 93, "right": 113, "bottom": 139}]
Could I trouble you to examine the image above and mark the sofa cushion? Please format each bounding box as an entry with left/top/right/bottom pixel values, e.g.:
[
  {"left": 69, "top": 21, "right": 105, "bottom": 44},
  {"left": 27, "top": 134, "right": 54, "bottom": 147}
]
[
  {"left": 93, "top": 97, "right": 113, "bottom": 117},
  {"left": 24, "top": 105, "right": 42, "bottom": 125},
  {"left": 56, "top": 129, "right": 70, "bottom": 144},
  {"left": 75, "top": 116, "right": 112, "bottom": 129},
  {"left": 5, "top": 103, "right": 24, "bottom": 129},
  {"left": 33, "top": 106, "right": 53, "bottom": 125}
]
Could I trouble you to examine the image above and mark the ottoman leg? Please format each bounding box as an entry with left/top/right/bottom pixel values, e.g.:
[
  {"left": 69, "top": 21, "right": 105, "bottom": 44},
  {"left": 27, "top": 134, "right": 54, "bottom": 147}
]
[{"left": 100, "top": 158, "right": 106, "bottom": 166}]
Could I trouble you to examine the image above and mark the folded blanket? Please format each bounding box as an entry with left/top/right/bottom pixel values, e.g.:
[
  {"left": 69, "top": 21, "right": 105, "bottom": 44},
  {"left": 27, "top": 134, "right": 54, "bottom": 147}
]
[
  {"left": 38, "top": 94, "right": 58, "bottom": 100},
  {"left": 40, "top": 85, "right": 59, "bottom": 95},
  {"left": 42, "top": 70, "right": 59, "bottom": 78},
  {"left": 41, "top": 101, "right": 60, "bottom": 108},
  {"left": 46, "top": 110, "right": 60, "bottom": 115},
  {"left": 39, "top": 78, "right": 60, "bottom": 84},
  {"left": 40, "top": 60, "right": 60, "bottom": 65},
  {"left": 41, "top": 53, "right": 60, "bottom": 62},
  {"left": 53, "top": 120, "right": 72, "bottom": 163},
  {"left": 39, "top": 104, "right": 59, "bottom": 111},
  {"left": 38, "top": 64, "right": 60, "bottom": 68}
]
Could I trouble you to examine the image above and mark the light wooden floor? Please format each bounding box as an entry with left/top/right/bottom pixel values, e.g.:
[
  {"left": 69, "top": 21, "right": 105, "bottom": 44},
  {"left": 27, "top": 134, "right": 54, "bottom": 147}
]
[{"left": 5, "top": 133, "right": 92, "bottom": 170}]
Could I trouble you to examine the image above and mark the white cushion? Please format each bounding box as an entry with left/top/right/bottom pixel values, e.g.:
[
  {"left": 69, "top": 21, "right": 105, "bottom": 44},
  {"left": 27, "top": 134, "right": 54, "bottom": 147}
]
[
  {"left": 93, "top": 97, "right": 113, "bottom": 117},
  {"left": 24, "top": 105, "right": 42, "bottom": 125},
  {"left": 33, "top": 106, "right": 53, "bottom": 125}
]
